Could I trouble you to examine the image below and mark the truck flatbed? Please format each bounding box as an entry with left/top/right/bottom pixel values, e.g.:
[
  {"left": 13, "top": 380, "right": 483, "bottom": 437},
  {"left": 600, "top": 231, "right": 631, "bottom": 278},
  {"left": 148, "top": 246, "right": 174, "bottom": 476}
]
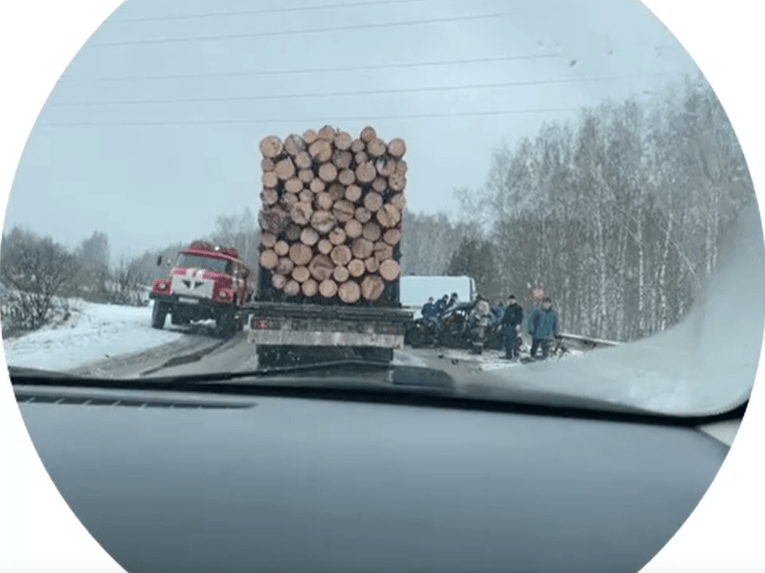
[
  {"left": 243, "top": 300, "right": 412, "bottom": 322},
  {"left": 245, "top": 300, "right": 413, "bottom": 366}
]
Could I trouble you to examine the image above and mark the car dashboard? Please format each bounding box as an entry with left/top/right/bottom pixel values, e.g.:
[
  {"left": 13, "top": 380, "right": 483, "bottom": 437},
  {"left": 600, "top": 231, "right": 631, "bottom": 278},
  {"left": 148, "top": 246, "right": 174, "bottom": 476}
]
[{"left": 15, "top": 383, "right": 731, "bottom": 573}]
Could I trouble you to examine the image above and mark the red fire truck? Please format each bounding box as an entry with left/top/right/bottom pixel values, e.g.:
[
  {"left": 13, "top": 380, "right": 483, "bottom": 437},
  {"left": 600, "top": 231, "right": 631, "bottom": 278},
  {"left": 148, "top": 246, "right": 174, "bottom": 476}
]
[{"left": 149, "top": 241, "right": 254, "bottom": 336}]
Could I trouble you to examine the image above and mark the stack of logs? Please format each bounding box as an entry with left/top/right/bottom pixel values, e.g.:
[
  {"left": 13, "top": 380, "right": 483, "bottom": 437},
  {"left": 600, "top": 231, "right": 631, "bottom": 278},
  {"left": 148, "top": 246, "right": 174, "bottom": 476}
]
[{"left": 258, "top": 125, "right": 406, "bottom": 304}]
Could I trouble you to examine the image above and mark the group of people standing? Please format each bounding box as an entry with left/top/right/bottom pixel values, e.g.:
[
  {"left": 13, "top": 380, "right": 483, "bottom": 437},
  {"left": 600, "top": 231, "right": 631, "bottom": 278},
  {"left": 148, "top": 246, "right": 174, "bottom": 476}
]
[
  {"left": 421, "top": 292, "right": 460, "bottom": 320},
  {"left": 418, "top": 289, "right": 561, "bottom": 361},
  {"left": 472, "top": 294, "right": 560, "bottom": 361}
]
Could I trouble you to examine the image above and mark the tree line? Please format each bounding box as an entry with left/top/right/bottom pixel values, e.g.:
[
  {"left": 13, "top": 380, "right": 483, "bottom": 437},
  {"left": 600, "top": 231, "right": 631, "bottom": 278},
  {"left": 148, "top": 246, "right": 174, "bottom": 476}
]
[{"left": 401, "top": 73, "right": 756, "bottom": 342}]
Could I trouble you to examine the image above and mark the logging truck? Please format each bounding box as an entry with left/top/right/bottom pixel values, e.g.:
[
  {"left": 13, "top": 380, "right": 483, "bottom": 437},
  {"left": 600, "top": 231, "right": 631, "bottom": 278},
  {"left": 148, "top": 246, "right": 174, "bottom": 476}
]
[{"left": 247, "top": 125, "right": 412, "bottom": 367}]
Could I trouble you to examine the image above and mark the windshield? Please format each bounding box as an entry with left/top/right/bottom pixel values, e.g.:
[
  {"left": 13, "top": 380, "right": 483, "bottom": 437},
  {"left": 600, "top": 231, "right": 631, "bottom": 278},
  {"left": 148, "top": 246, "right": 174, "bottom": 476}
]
[
  {"left": 2, "top": 0, "right": 763, "bottom": 419},
  {"left": 176, "top": 254, "right": 231, "bottom": 274}
]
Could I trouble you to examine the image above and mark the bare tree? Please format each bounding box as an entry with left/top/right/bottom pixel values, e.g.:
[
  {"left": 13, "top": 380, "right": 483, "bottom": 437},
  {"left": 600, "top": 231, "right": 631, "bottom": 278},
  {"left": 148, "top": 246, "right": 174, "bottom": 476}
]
[
  {"left": 0, "top": 226, "right": 80, "bottom": 332},
  {"left": 108, "top": 258, "right": 150, "bottom": 307}
]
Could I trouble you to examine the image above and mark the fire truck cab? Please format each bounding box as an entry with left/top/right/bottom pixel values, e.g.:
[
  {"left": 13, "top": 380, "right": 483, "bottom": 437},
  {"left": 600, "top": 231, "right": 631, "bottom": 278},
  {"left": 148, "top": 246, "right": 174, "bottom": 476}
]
[{"left": 149, "top": 241, "right": 253, "bottom": 337}]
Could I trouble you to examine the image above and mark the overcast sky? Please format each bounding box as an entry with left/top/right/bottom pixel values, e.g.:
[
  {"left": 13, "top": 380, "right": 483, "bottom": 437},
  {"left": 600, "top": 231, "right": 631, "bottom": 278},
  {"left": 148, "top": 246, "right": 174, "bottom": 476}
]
[{"left": 4, "top": 0, "right": 700, "bottom": 261}]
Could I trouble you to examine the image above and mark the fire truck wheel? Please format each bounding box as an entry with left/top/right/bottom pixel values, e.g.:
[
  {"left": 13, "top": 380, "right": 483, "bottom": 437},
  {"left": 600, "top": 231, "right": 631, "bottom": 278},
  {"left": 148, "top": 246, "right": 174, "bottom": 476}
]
[{"left": 151, "top": 302, "right": 168, "bottom": 329}]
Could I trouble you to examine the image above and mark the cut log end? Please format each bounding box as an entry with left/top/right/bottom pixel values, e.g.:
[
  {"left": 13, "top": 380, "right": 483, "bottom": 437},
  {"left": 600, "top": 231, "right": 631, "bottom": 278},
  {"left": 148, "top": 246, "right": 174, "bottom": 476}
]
[
  {"left": 334, "top": 131, "right": 353, "bottom": 150},
  {"left": 275, "top": 158, "right": 296, "bottom": 181},
  {"left": 345, "top": 219, "right": 363, "bottom": 239},
  {"left": 355, "top": 162, "right": 376, "bottom": 184},
  {"left": 300, "top": 227, "right": 319, "bottom": 246},
  {"left": 292, "top": 266, "right": 310, "bottom": 284},
  {"left": 366, "top": 137, "right": 387, "bottom": 158},
  {"left": 284, "top": 280, "right": 301, "bottom": 297},
  {"left": 317, "top": 238, "right": 334, "bottom": 255},
  {"left": 309, "top": 178, "right": 326, "bottom": 194},
  {"left": 348, "top": 259, "right": 366, "bottom": 278},
  {"left": 328, "top": 227, "right": 347, "bottom": 245},
  {"left": 302, "top": 278, "right": 319, "bottom": 297},
  {"left": 364, "top": 257, "right": 380, "bottom": 273},
  {"left": 290, "top": 201, "right": 314, "bottom": 226},
  {"left": 260, "top": 249, "right": 279, "bottom": 270},
  {"left": 361, "top": 275, "right": 385, "bottom": 301},
  {"left": 260, "top": 136, "right": 283, "bottom": 158},
  {"left": 272, "top": 273, "right": 287, "bottom": 290},
  {"left": 383, "top": 228, "right": 401, "bottom": 246},
  {"left": 360, "top": 126, "right": 377, "bottom": 143},
  {"left": 283, "top": 133, "right": 305, "bottom": 157},
  {"left": 276, "top": 257, "right": 294, "bottom": 276},
  {"left": 302, "top": 129, "right": 318, "bottom": 144},
  {"left": 352, "top": 237, "right": 375, "bottom": 260},
  {"left": 330, "top": 244, "right": 352, "bottom": 267},
  {"left": 311, "top": 210, "right": 337, "bottom": 235},
  {"left": 345, "top": 184, "right": 362, "bottom": 203},
  {"left": 355, "top": 207, "right": 372, "bottom": 224},
  {"left": 379, "top": 259, "right": 400, "bottom": 282},
  {"left": 376, "top": 203, "right": 401, "bottom": 228},
  {"left": 284, "top": 177, "right": 303, "bottom": 194},
  {"left": 333, "top": 266, "right": 350, "bottom": 283},
  {"left": 333, "top": 200, "right": 355, "bottom": 223},
  {"left": 318, "top": 162, "right": 338, "bottom": 183},
  {"left": 362, "top": 221, "right": 382, "bottom": 242},
  {"left": 363, "top": 192, "right": 383, "bottom": 213},
  {"left": 388, "top": 137, "right": 406, "bottom": 158},
  {"left": 319, "top": 279, "right": 338, "bottom": 298},
  {"left": 338, "top": 281, "right": 361, "bottom": 304},
  {"left": 259, "top": 231, "right": 277, "bottom": 248},
  {"left": 338, "top": 168, "right": 356, "bottom": 186},
  {"left": 309, "top": 254, "right": 334, "bottom": 282},
  {"left": 273, "top": 240, "right": 290, "bottom": 257},
  {"left": 262, "top": 171, "right": 279, "bottom": 189},
  {"left": 289, "top": 243, "right": 313, "bottom": 266}
]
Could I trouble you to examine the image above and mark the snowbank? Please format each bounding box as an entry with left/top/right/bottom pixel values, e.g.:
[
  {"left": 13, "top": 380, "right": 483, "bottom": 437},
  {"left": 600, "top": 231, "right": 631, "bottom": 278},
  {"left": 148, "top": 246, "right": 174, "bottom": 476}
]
[
  {"left": 472, "top": 201, "right": 765, "bottom": 416},
  {"left": 1, "top": 301, "right": 184, "bottom": 372}
]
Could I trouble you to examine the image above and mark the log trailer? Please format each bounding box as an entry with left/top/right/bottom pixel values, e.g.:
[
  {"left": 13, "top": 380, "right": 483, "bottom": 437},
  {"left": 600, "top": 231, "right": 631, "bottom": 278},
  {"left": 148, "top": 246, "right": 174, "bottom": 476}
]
[{"left": 247, "top": 125, "right": 412, "bottom": 367}]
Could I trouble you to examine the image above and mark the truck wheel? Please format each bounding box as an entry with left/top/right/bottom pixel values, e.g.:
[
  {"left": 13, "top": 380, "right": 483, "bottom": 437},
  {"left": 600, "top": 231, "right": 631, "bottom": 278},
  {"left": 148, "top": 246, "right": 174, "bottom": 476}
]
[
  {"left": 151, "top": 302, "right": 168, "bottom": 329},
  {"left": 216, "top": 310, "right": 237, "bottom": 338},
  {"left": 257, "top": 346, "right": 281, "bottom": 368}
]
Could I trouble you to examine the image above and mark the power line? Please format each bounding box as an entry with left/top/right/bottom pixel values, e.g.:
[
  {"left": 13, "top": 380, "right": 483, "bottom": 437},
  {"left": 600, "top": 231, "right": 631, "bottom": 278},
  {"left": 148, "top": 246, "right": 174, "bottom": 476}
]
[
  {"left": 58, "top": 54, "right": 559, "bottom": 83},
  {"left": 51, "top": 75, "right": 630, "bottom": 107},
  {"left": 108, "top": 0, "right": 434, "bottom": 23},
  {"left": 86, "top": 12, "right": 509, "bottom": 47},
  {"left": 37, "top": 107, "right": 581, "bottom": 128}
]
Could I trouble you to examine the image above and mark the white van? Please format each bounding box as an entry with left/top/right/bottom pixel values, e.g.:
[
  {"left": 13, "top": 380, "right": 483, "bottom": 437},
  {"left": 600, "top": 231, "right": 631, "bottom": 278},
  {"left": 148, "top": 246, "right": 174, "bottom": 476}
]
[{"left": 399, "top": 275, "right": 476, "bottom": 318}]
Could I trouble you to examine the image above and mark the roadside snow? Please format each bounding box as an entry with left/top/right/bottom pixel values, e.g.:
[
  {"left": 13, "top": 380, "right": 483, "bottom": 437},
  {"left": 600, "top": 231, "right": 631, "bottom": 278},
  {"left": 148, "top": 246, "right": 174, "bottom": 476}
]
[{"left": 1, "top": 301, "right": 184, "bottom": 372}]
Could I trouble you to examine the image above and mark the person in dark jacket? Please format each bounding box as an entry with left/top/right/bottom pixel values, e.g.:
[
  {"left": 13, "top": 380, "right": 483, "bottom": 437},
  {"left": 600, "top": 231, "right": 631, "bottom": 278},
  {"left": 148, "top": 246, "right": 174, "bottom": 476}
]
[
  {"left": 501, "top": 294, "right": 524, "bottom": 360},
  {"left": 421, "top": 297, "right": 437, "bottom": 319},
  {"left": 444, "top": 292, "right": 459, "bottom": 314},
  {"left": 527, "top": 297, "right": 559, "bottom": 360},
  {"left": 434, "top": 295, "right": 449, "bottom": 316}
]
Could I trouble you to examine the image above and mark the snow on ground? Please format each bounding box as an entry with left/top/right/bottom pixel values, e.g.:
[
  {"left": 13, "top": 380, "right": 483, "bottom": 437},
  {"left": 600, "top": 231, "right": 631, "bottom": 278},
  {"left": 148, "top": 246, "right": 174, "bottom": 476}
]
[{"left": 2, "top": 301, "right": 184, "bottom": 372}]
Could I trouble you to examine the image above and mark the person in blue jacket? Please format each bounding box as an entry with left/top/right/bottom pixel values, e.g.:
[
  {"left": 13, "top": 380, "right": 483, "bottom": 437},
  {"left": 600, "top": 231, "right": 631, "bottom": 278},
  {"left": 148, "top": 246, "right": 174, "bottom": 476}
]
[{"left": 527, "top": 297, "right": 559, "bottom": 360}]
